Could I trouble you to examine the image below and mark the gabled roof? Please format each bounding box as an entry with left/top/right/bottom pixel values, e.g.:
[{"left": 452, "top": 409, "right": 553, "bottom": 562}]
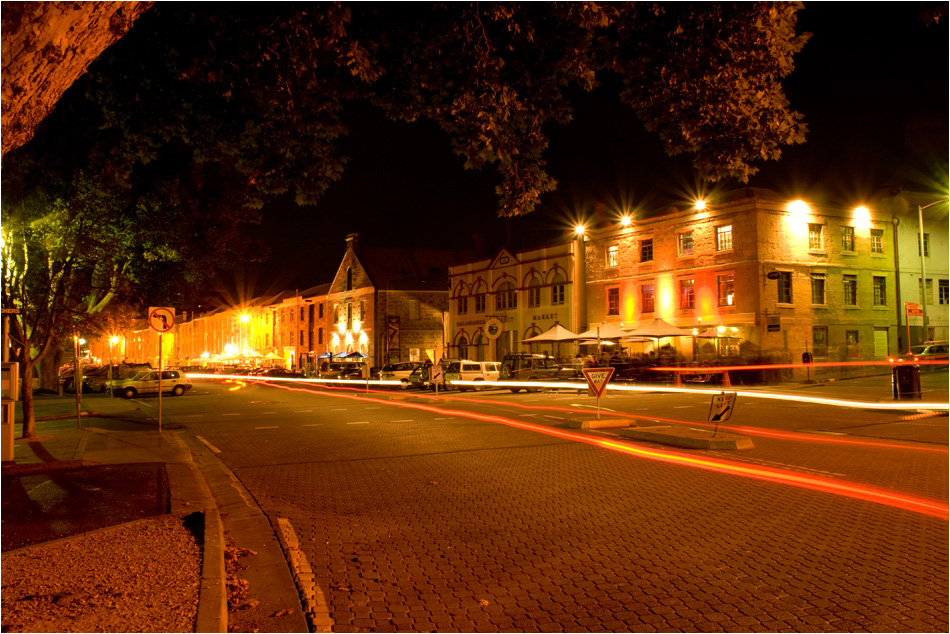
[{"left": 489, "top": 248, "right": 519, "bottom": 269}]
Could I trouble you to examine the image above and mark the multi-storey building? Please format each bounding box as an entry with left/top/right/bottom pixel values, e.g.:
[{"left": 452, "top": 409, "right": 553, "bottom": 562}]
[
  {"left": 447, "top": 241, "right": 585, "bottom": 361},
  {"left": 584, "top": 188, "right": 900, "bottom": 362}
]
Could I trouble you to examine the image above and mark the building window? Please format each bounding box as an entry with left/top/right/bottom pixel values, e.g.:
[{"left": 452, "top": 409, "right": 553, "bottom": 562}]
[
  {"left": 475, "top": 294, "right": 486, "bottom": 313},
  {"left": 919, "top": 279, "right": 934, "bottom": 305},
  {"left": 841, "top": 226, "right": 854, "bottom": 252},
  {"left": 496, "top": 282, "right": 517, "bottom": 310},
  {"left": 318, "top": 303, "right": 324, "bottom": 319},
  {"left": 678, "top": 232, "right": 694, "bottom": 257},
  {"left": 641, "top": 284, "right": 655, "bottom": 313},
  {"left": 844, "top": 275, "right": 858, "bottom": 306},
  {"left": 346, "top": 267, "right": 353, "bottom": 291},
  {"left": 409, "top": 299, "right": 421, "bottom": 320},
  {"left": 457, "top": 296, "right": 468, "bottom": 314},
  {"left": 716, "top": 225, "right": 733, "bottom": 251},
  {"left": 812, "top": 326, "right": 828, "bottom": 358},
  {"left": 680, "top": 279, "right": 695, "bottom": 310},
  {"left": 718, "top": 274, "right": 735, "bottom": 306},
  {"left": 871, "top": 229, "right": 884, "bottom": 254},
  {"left": 811, "top": 273, "right": 826, "bottom": 305},
  {"left": 918, "top": 233, "right": 930, "bottom": 257},
  {"left": 873, "top": 277, "right": 886, "bottom": 306},
  {"left": 299, "top": 331, "right": 304, "bottom": 346},
  {"left": 300, "top": 307, "right": 306, "bottom": 321},
  {"left": 940, "top": 279, "right": 949, "bottom": 305},
  {"left": 607, "top": 287, "right": 620, "bottom": 316},
  {"left": 528, "top": 278, "right": 542, "bottom": 308},
  {"left": 606, "top": 245, "right": 619, "bottom": 268},
  {"left": 778, "top": 271, "right": 793, "bottom": 304},
  {"left": 845, "top": 330, "right": 859, "bottom": 358},
  {"left": 808, "top": 224, "right": 823, "bottom": 250},
  {"left": 551, "top": 274, "right": 566, "bottom": 306},
  {"left": 640, "top": 238, "right": 653, "bottom": 263},
  {"left": 318, "top": 328, "right": 323, "bottom": 345},
  {"left": 360, "top": 300, "right": 365, "bottom": 321}
]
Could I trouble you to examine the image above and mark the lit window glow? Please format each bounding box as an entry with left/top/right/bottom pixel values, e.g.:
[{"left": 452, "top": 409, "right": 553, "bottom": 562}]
[{"left": 853, "top": 205, "right": 871, "bottom": 230}]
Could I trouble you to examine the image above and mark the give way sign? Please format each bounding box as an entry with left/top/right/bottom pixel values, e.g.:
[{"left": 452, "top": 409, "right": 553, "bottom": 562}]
[{"left": 582, "top": 367, "right": 614, "bottom": 398}]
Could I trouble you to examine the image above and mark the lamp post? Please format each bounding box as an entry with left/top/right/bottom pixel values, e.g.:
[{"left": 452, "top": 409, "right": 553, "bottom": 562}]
[
  {"left": 918, "top": 198, "right": 948, "bottom": 345},
  {"left": 109, "top": 336, "right": 119, "bottom": 397}
]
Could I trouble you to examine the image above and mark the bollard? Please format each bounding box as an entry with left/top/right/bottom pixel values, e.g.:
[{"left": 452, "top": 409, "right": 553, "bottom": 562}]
[{"left": 721, "top": 371, "right": 732, "bottom": 388}]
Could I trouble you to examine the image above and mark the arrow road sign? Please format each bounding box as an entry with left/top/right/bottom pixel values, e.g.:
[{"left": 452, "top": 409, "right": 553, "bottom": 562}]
[
  {"left": 148, "top": 307, "right": 176, "bottom": 333},
  {"left": 708, "top": 392, "right": 737, "bottom": 423},
  {"left": 582, "top": 367, "right": 615, "bottom": 398}
]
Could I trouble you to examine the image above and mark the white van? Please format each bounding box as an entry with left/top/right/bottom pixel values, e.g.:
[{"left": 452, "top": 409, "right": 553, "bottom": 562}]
[{"left": 445, "top": 360, "right": 501, "bottom": 391}]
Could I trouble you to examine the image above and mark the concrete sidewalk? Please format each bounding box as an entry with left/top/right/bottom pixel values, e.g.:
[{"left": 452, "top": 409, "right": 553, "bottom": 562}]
[{"left": 2, "top": 392, "right": 304, "bottom": 632}]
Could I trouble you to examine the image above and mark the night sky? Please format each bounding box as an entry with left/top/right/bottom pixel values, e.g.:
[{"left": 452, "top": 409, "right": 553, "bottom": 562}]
[{"left": 224, "top": 2, "right": 948, "bottom": 297}]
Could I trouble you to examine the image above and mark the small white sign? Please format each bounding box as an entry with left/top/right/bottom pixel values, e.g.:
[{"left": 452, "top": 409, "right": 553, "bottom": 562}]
[
  {"left": 708, "top": 392, "right": 737, "bottom": 423},
  {"left": 429, "top": 365, "right": 444, "bottom": 383}
]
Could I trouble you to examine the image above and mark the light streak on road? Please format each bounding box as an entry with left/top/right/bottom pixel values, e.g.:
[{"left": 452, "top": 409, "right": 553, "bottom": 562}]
[{"left": 262, "top": 382, "right": 949, "bottom": 520}]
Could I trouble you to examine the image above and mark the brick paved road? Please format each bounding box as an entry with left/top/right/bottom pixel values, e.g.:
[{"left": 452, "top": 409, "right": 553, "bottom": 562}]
[{"left": 188, "top": 382, "right": 948, "bottom": 632}]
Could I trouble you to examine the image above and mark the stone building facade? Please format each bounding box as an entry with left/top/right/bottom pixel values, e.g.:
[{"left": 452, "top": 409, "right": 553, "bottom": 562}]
[
  {"left": 584, "top": 189, "right": 900, "bottom": 362},
  {"left": 447, "top": 242, "right": 584, "bottom": 361}
]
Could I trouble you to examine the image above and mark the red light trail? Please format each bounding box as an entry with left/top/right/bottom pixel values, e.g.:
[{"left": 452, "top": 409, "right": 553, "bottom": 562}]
[{"left": 262, "top": 382, "right": 949, "bottom": 520}]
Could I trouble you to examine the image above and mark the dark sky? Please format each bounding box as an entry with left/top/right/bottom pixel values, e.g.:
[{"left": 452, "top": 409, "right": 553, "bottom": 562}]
[{"left": 231, "top": 2, "right": 948, "bottom": 297}]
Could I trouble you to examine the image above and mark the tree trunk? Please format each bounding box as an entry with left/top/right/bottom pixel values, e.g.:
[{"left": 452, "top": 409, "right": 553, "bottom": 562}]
[
  {"left": 40, "top": 345, "right": 65, "bottom": 392},
  {"left": 19, "top": 358, "right": 37, "bottom": 439}
]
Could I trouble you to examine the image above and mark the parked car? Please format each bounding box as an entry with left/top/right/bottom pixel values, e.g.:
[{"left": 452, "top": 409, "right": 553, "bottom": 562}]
[
  {"left": 379, "top": 362, "right": 422, "bottom": 388},
  {"left": 322, "top": 362, "right": 364, "bottom": 379},
  {"left": 444, "top": 360, "right": 500, "bottom": 391},
  {"left": 109, "top": 369, "right": 192, "bottom": 399},
  {"left": 910, "top": 342, "right": 949, "bottom": 368},
  {"left": 260, "top": 367, "right": 306, "bottom": 379},
  {"left": 499, "top": 353, "right": 581, "bottom": 392}
]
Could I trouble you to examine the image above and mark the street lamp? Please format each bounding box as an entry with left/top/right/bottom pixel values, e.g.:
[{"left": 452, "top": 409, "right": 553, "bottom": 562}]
[
  {"left": 109, "top": 336, "right": 119, "bottom": 396},
  {"left": 917, "top": 198, "right": 948, "bottom": 344}
]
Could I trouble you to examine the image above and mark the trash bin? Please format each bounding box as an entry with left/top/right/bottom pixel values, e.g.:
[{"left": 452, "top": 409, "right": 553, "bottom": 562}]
[{"left": 892, "top": 364, "right": 921, "bottom": 400}]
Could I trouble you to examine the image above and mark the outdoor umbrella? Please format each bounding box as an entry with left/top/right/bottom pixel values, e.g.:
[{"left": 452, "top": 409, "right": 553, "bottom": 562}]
[
  {"left": 573, "top": 322, "right": 630, "bottom": 340},
  {"left": 521, "top": 324, "right": 578, "bottom": 358},
  {"left": 623, "top": 318, "right": 687, "bottom": 356}
]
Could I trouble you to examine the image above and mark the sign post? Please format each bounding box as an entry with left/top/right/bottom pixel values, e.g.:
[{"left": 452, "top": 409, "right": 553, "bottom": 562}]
[
  {"left": 429, "top": 364, "right": 444, "bottom": 395},
  {"left": 707, "top": 391, "right": 737, "bottom": 437},
  {"left": 148, "top": 307, "right": 176, "bottom": 432},
  {"left": 905, "top": 302, "right": 923, "bottom": 353},
  {"left": 582, "top": 367, "right": 614, "bottom": 419}
]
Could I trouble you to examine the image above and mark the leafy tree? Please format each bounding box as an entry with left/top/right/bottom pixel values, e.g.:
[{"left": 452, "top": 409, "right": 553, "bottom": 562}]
[{"left": 3, "top": 1, "right": 810, "bottom": 433}]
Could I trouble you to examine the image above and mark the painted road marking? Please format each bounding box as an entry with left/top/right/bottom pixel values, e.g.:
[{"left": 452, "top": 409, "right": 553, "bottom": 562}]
[
  {"left": 222, "top": 413, "right": 240, "bottom": 416},
  {"left": 255, "top": 426, "right": 279, "bottom": 430},
  {"left": 296, "top": 410, "right": 313, "bottom": 413},
  {"left": 391, "top": 419, "right": 414, "bottom": 422},
  {"left": 302, "top": 423, "right": 323, "bottom": 427},
  {"left": 195, "top": 435, "right": 222, "bottom": 454},
  {"left": 347, "top": 421, "right": 369, "bottom": 425}
]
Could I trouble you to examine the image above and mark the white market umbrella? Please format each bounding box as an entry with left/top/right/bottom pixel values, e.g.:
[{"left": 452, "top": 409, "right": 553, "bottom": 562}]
[{"left": 520, "top": 324, "right": 578, "bottom": 343}]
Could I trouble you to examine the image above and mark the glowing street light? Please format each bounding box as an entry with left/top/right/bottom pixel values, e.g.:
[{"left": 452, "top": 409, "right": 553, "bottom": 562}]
[
  {"left": 694, "top": 198, "right": 707, "bottom": 211},
  {"left": 574, "top": 224, "right": 586, "bottom": 236}
]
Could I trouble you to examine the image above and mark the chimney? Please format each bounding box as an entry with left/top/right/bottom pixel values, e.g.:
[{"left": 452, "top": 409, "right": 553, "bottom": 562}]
[{"left": 345, "top": 233, "right": 359, "bottom": 251}]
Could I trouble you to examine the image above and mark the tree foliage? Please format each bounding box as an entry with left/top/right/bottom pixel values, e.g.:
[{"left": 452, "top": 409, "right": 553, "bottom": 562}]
[{"left": 2, "top": 1, "right": 810, "bottom": 433}]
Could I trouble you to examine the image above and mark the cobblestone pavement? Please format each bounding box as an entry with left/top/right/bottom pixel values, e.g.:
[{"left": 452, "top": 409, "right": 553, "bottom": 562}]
[{"left": 192, "top": 383, "right": 948, "bottom": 632}]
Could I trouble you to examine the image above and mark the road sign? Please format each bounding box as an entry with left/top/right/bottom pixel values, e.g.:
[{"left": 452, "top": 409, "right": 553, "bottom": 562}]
[
  {"left": 905, "top": 302, "right": 923, "bottom": 317},
  {"left": 429, "top": 364, "right": 444, "bottom": 383},
  {"left": 708, "top": 392, "right": 737, "bottom": 423},
  {"left": 582, "top": 367, "right": 614, "bottom": 398},
  {"left": 148, "top": 307, "right": 176, "bottom": 333}
]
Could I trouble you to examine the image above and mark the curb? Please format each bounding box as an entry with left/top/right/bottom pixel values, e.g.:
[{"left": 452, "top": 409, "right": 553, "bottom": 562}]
[
  {"left": 621, "top": 425, "right": 754, "bottom": 450},
  {"left": 196, "top": 508, "right": 228, "bottom": 633}
]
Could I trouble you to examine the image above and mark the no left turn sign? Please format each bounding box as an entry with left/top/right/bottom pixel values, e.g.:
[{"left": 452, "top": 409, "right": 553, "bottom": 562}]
[{"left": 148, "top": 307, "right": 176, "bottom": 333}]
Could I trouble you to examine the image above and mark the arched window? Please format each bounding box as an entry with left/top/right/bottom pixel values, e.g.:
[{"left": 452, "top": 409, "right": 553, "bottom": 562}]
[
  {"left": 495, "top": 281, "right": 517, "bottom": 311},
  {"left": 551, "top": 273, "right": 566, "bottom": 305},
  {"left": 457, "top": 335, "right": 469, "bottom": 360},
  {"left": 527, "top": 276, "right": 542, "bottom": 308},
  {"left": 346, "top": 267, "right": 353, "bottom": 291}
]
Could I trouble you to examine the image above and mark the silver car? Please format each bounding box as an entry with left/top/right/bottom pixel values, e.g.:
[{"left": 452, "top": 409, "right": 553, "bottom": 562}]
[{"left": 110, "top": 369, "right": 193, "bottom": 399}]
